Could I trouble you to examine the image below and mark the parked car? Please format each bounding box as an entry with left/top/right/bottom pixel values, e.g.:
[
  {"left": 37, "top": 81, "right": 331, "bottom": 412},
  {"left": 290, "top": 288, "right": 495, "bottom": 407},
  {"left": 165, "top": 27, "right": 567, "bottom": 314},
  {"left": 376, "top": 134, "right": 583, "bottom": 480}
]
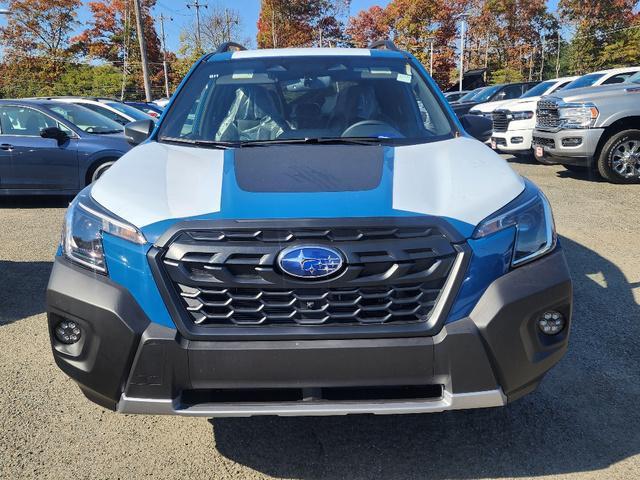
[
  {"left": 46, "top": 42, "right": 571, "bottom": 417},
  {"left": 125, "top": 101, "right": 163, "bottom": 118},
  {"left": 153, "top": 97, "right": 171, "bottom": 108},
  {"left": 452, "top": 81, "right": 539, "bottom": 117},
  {"left": 444, "top": 90, "right": 470, "bottom": 102},
  {"left": 451, "top": 87, "right": 485, "bottom": 104},
  {"left": 37, "top": 97, "right": 154, "bottom": 126},
  {"left": 559, "top": 66, "right": 640, "bottom": 91},
  {"left": 469, "top": 79, "right": 568, "bottom": 119},
  {"left": 489, "top": 76, "right": 578, "bottom": 156},
  {"left": 0, "top": 99, "right": 131, "bottom": 194},
  {"left": 533, "top": 72, "right": 640, "bottom": 183}
]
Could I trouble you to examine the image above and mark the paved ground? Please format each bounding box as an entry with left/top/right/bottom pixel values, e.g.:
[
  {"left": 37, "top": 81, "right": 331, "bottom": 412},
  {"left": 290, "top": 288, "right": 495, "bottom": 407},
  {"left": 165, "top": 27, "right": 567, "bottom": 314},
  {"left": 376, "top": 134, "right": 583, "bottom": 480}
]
[{"left": 1, "top": 157, "right": 639, "bottom": 479}]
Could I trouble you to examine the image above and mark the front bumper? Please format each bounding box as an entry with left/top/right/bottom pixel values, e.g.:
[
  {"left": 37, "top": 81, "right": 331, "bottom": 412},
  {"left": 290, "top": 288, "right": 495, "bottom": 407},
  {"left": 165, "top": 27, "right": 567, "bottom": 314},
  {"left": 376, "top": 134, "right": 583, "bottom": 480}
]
[
  {"left": 46, "top": 250, "right": 572, "bottom": 417},
  {"left": 532, "top": 128, "right": 604, "bottom": 165},
  {"left": 492, "top": 129, "right": 533, "bottom": 153}
]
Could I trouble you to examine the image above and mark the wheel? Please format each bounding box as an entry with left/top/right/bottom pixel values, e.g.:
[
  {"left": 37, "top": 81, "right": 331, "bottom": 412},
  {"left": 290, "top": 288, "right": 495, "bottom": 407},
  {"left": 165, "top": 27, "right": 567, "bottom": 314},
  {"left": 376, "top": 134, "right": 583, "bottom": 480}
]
[
  {"left": 562, "top": 164, "right": 587, "bottom": 172},
  {"left": 87, "top": 160, "right": 116, "bottom": 185},
  {"left": 597, "top": 129, "right": 640, "bottom": 184}
]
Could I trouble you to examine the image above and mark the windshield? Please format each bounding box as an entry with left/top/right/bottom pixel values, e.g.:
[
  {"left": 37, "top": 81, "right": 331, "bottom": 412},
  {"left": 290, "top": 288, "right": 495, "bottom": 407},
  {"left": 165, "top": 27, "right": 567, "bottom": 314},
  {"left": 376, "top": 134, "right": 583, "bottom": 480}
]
[
  {"left": 563, "top": 73, "right": 605, "bottom": 90},
  {"left": 49, "top": 103, "right": 123, "bottom": 134},
  {"left": 157, "top": 56, "right": 454, "bottom": 145},
  {"left": 471, "top": 85, "right": 503, "bottom": 103},
  {"left": 458, "top": 88, "right": 484, "bottom": 102},
  {"left": 105, "top": 101, "right": 153, "bottom": 121},
  {"left": 520, "top": 80, "right": 556, "bottom": 98},
  {"left": 626, "top": 71, "right": 640, "bottom": 83}
]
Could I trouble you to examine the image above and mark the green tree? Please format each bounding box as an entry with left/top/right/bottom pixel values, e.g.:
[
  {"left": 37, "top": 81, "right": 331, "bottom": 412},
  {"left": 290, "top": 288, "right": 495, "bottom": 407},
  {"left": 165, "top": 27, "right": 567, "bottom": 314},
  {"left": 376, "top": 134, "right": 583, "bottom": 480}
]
[{"left": 559, "top": 0, "right": 637, "bottom": 74}]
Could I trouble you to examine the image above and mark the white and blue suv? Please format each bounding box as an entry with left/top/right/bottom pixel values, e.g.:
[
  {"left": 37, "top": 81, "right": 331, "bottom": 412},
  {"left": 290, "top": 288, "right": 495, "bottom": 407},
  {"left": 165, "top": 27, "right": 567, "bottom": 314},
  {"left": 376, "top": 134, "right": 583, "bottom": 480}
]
[{"left": 46, "top": 42, "right": 572, "bottom": 417}]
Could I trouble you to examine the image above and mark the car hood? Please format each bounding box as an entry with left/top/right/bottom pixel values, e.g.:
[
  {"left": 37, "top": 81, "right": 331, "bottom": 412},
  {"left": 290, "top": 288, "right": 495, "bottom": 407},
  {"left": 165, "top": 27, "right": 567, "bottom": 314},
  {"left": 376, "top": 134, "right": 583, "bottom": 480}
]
[
  {"left": 92, "top": 138, "right": 524, "bottom": 242},
  {"left": 81, "top": 132, "right": 130, "bottom": 149},
  {"left": 498, "top": 97, "right": 540, "bottom": 111},
  {"left": 469, "top": 99, "right": 513, "bottom": 113},
  {"left": 550, "top": 82, "right": 638, "bottom": 103}
]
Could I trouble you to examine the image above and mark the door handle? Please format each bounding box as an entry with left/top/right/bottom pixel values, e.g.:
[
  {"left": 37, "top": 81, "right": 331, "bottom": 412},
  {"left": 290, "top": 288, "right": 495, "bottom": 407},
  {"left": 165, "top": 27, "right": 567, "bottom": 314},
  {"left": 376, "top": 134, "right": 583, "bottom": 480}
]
[{"left": 0, "top": 143, "right": 13, "bottom": 151}]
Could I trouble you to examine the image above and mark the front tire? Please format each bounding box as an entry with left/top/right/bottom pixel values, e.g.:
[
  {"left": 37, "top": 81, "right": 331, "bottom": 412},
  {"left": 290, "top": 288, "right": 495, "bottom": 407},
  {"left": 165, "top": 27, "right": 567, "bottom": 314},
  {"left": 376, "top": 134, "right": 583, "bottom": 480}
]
[{"left": 597, "top": 129, "right": 640, "bottom": 184}]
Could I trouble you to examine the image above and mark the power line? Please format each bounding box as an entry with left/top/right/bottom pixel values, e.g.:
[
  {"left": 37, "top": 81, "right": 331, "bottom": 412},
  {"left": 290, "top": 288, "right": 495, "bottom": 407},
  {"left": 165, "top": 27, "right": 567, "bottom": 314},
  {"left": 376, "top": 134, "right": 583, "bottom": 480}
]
[
  {"left": 159, "top": 13, "right": 173, "bottom": 98},
  {"left": 186, "top": 0, "right": 208, "bottom": 51}
]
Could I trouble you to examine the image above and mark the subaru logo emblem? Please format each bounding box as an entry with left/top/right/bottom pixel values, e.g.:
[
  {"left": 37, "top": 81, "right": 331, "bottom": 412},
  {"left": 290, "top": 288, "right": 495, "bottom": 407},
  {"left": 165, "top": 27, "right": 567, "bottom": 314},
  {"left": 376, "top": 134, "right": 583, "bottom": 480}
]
[{"left": 277, "top": 245, "right": 344, "bottom": 279}]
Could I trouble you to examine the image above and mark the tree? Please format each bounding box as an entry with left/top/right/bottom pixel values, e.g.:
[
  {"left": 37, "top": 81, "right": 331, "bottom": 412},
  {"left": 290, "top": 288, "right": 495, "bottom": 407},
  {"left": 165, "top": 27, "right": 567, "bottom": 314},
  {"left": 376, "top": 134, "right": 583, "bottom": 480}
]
[
  {"left": 256, "top": 0, "right": 348, "bottom": 48},
  {"left": 178, "top": 6, "right": 250, "bottom": 59},
  {"left": 559, "top": 0, "right": 637, "bottom": 74},
  {"left": 385, "top": 0, "right": 468, "bottom": 86},
  {"left": 345, "top": 5, "right": 390, "bottom": 47},
  {"left": 72, "top": 0, "right": 165, "bottom": 99},
  {"left": 0, "top": 0, "right": 81, "bottom": 97}
]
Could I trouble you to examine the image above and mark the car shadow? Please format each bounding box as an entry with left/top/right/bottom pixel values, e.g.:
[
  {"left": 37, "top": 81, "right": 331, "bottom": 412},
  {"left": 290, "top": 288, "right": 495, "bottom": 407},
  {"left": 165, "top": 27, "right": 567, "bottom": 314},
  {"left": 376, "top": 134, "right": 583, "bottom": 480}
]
[
  {"left": 555, "top": 168, "right": 606, "bottom": 183},
  {"left": 0, "top": 195, "right": 72, "bottom": 209},
  {"left": 0, "top": 261, "right": 53, "bottom": 326},
  {"left": 210, "top": 235, "right": 640, "bottom": 479}
]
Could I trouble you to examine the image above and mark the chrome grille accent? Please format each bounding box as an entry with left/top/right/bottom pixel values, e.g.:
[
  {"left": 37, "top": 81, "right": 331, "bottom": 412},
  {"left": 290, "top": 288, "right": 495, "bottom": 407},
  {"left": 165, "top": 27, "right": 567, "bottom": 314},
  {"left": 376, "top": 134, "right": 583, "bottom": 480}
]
[
  {"left": 492, "top": 110, "right": 510, "bottom": 132},
  {"left": 536, "top": 100, "right": 560, "bottom": 130}
]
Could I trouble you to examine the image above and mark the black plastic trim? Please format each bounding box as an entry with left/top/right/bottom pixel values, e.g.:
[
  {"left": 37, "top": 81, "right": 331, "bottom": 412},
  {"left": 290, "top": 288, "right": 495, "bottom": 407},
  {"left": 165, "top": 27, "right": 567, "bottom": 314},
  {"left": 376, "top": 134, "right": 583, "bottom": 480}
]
[{"left": 147, "top": 218, "right": 471, "bottom": 341}]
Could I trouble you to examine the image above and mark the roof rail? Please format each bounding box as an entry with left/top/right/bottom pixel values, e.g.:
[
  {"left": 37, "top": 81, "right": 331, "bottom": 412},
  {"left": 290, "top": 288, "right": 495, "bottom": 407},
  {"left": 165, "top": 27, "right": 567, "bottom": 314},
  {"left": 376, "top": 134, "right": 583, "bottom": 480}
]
[
  {"left": 215, "top": 42, "right": 247, "bottom": 54},
  {"left": 367, "top": 40, "right": 399, "bottom": 51}
]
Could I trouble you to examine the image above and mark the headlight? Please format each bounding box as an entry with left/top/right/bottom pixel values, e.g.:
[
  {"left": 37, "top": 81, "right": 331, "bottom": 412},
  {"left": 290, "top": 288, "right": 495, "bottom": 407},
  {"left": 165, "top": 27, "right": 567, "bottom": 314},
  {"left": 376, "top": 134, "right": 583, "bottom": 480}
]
[
  {"left": 473, "top": 180, "right": 556, "bottom": 267},
  {"left": 510, "top": 111, "right": 534, "bottom": 121},
  {"left": 558, "top": 103, "right": 598, "bottom": 129},
  {"left": 62, "top": 189, "right": 146, "bottom": 273}
]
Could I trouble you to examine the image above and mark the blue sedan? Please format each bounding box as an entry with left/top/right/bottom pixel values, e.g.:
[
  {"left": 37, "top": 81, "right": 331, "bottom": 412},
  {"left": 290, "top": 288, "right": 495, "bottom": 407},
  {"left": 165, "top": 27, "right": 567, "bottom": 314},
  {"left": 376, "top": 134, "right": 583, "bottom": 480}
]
[{"left": 0, "top": 99, "right": 132, "bottom": 195}]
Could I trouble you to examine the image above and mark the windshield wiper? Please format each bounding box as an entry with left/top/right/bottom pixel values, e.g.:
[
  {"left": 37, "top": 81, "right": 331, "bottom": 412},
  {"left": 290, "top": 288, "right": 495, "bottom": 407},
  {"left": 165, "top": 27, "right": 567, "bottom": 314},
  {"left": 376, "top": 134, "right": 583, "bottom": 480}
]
[
  {"left": 159, "top": 136, "right": 238, "bottom": 149},
  {"left": 237, "top": 137, "right": 388, "bottom": 147}
]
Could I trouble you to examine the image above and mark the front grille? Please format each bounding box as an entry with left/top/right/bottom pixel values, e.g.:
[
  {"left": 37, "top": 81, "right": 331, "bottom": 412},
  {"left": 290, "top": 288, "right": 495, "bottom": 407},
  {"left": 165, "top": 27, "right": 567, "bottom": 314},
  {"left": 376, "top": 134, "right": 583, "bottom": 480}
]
[
  {"left": 492, "top": 110, "right": 510, "bottom": 132},
  {"left": 536, "top": 100, "right": 560, "bottom": 130},
  {"left": 157, "top": 224, "right": 459, "bottom": 329},
  {"left": 532, "top": 136, "right": 555, "bottom": 148}
]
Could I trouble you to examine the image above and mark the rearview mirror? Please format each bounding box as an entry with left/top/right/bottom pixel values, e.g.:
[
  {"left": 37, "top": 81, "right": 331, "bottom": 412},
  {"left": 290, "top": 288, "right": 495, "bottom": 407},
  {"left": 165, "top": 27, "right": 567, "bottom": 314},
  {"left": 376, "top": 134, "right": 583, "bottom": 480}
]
[
  {"left": 124, "top": 119, "right": 155, "bottom": 146},
  {"left": 40, "top": 126, "right": 69, "bottom": 145},
  {"left": 460, "top": 114, "right": 493, "bottom": 143}
]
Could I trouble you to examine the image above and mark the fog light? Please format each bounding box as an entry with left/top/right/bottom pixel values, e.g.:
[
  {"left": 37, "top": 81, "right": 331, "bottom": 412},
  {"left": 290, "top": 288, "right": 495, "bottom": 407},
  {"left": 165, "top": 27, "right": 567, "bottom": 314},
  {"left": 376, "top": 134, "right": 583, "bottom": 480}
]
[
  {"left": 54, "top": 320, "right": 82, "bottom": 344},
  {"left": 538, "top": 311, "right": 565, "bottom": 335},
  {"left": 562, "top": 137, "right": 582, "bottom": 147},
  {"left": 511, "top": 136, "right": 524, "bottom": 144}
]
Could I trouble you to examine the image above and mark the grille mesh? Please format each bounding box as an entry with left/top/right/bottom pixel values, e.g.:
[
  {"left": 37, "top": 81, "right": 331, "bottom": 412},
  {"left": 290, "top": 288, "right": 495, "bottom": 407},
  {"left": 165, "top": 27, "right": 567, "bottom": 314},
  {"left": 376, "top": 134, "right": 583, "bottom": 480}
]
[
  {"left": 536, "top": 100, "right": 560, "bottom": 130},
  {"left": 492, "top": 111, "right": 510, "bottom": 132},
  {"left": 159, "top": 225, "right": 457, "bottom": 328}
]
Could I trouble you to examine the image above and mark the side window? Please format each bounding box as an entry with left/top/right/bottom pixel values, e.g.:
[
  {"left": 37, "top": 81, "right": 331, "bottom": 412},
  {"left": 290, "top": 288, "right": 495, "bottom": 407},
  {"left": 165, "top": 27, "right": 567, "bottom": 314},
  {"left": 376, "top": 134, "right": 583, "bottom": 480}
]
[
  {"left": 550, "top": 81, "right": 572, "bottom": 93},
  {"left": 0, "top": 106, "right": 56, "bottom": 136},
  {"left": 602, "top": 73, "right": 634, "bottom": 85},
  {"left": 501, "top": 85, "right": 524, "bottom": 100},
  {"left": 79, "top": 103, "right": 127, "bottom": 125}
]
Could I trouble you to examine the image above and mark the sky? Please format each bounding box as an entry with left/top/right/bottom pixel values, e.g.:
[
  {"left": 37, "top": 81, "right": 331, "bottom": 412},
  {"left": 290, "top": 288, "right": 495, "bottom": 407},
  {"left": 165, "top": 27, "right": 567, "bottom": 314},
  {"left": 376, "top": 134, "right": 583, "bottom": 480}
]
[{"left": 0, "top": 0, "right": 561, "bottom": 53}]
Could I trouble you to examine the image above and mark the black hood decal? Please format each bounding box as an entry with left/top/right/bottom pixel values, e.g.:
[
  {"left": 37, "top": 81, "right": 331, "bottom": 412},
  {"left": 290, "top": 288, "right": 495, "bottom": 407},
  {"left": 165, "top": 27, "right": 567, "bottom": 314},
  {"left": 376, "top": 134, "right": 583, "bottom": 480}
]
[{"left": 233, "top": 145, "right": 384, "bottom": 192}]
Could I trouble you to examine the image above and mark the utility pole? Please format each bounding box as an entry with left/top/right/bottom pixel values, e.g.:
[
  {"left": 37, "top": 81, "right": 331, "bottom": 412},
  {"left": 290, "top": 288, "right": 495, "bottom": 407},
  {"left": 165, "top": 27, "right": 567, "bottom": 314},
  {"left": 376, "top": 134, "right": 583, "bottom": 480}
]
[
  {"left": 555, "top": 33, "right": 561, "bottom": 78},
  {"left": 159, "top": 13, "right": 172, "bottom": 98},
  {"left": 187, "top": 0, "right": 207, "bottom": 52},
  {"left": 133, "top": 0, "right": 152, "bottom": 101},
  {"left": 426, "top": 37, "right": 435, "bottom": 76},
  {"left": 121, "top": 0, "right": 131, "bottom": 101},
  {"left": 539, "top": 35, "right": 546, "bottom": 81},
  {"left": 458, "top": 13, "right": 469, "bottom": 92}
]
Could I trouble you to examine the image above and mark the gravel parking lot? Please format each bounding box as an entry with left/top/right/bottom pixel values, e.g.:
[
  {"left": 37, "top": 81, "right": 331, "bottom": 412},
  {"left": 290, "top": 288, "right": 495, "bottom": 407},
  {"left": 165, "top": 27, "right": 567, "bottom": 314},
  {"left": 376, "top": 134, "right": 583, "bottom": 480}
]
[{"left": 1, "top": 156, "right": 639, "bottom": 480}]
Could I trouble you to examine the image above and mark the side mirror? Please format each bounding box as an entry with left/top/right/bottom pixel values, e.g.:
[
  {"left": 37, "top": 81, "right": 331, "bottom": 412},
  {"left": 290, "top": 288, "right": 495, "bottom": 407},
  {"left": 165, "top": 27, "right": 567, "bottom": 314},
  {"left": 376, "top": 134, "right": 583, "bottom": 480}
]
[
  {"left": 460, "top": 114, "right": 493, "bottom": 143},
  {"left": 40, "top": 126, "right": 69, "bottom": 145},
  {"left": 124, "top": 119, "right": 155, "bottom": 146}
]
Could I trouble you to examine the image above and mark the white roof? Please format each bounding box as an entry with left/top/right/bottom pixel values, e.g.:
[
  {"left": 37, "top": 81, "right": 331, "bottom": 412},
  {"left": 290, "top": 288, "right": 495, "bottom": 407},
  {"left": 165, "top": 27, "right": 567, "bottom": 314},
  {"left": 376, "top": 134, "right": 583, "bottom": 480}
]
[
  {"left": 593, "top": 66, "right": 640, "bottom": 75},
  {"left": 230, "top": 48, "right": 373, "bottom": 59}
]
